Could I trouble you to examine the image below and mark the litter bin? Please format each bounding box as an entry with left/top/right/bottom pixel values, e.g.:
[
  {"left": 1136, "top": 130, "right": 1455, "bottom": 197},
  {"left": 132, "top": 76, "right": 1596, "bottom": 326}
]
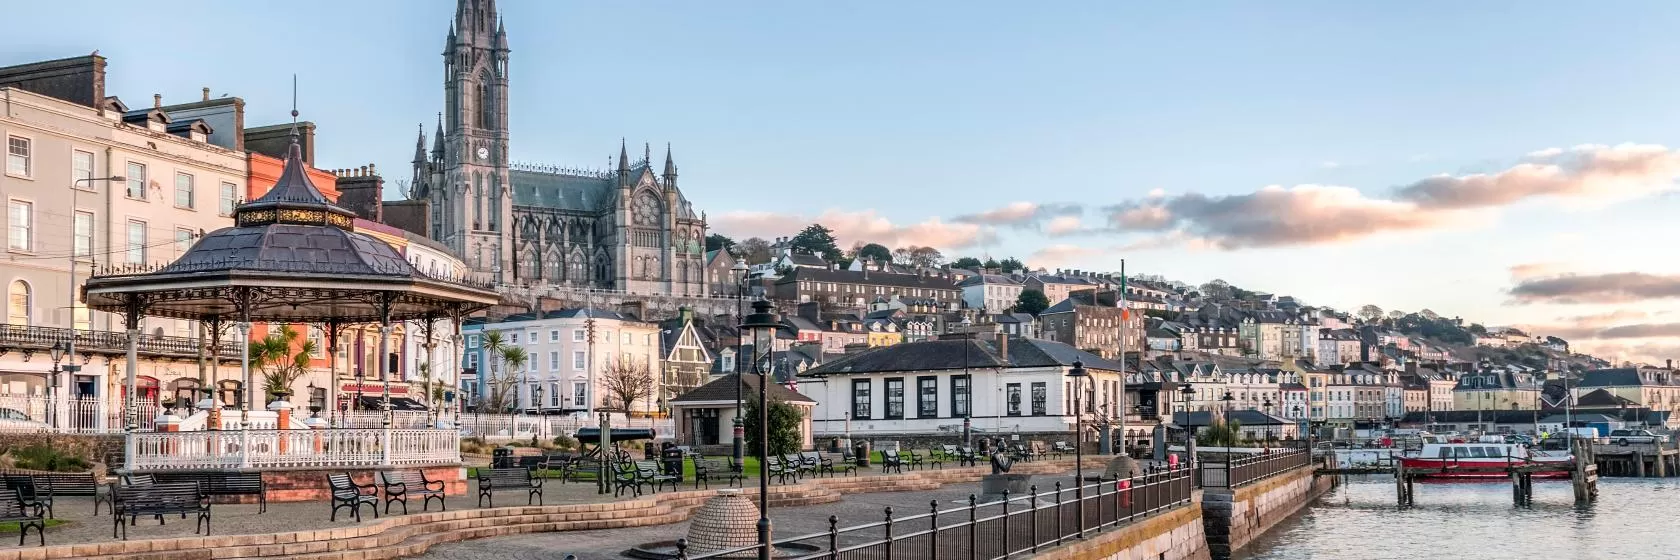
[
  {"left": 643, "top": 442, "right": 656, "bottom": 460},
  {"left": 492, "top": 446, "right": 514, "bottom": 469},
  {"left": 660, "top": 443, "right": 684, "bottom": 477},
  {"left": 854, "top": 441, "right": 871, "bottom": 467}
]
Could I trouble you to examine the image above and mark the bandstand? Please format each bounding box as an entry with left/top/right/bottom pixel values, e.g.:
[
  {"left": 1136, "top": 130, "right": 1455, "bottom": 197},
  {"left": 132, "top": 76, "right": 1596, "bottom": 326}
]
[{"left": 81, "top": 128, "right": 500, "bottom": 498}]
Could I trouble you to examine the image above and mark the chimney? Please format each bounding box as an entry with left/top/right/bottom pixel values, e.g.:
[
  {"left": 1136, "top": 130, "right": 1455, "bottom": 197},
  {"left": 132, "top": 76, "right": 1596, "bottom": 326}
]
[
  {"left": 153, "top": 93, "right": 162, "bottom": 108},
  {"left": 996, "top": 332, "right": 1010, "bottom": 366},
  {"left": 202, "top": 87, "right": 210, "bottom": 102},
  {"left": 1669, "top": 359, "right": 1673, "bottom": 370},
  {"left": 827, "top": 261, "right": 836, "bottom": 271}
]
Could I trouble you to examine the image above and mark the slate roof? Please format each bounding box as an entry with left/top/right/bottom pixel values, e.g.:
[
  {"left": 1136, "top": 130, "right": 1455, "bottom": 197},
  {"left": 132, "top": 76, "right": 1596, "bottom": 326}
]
[
  {"left": 470, "top": 308, "right": 644, "bottom": 325},
  {"left": 956, "top": 274, "right": 1021, "bottom": 288},
  {"left": 786, "top": 252, "right": 828, "bottom": 267},
  {"left": 802, "top": 336, "right": 1123, "bottom": 377},
  {"left": 1576, "top": 368, "right": 1676, "bottom": 387},
  {"left": 776, "top": 267, "right": 959, "bottom": 290},
  {"left": 670, "top": 373, "right": 815, "bottom": 404},
  {"left": 509, "top": 169, "right": 613, "bottom": 212}
]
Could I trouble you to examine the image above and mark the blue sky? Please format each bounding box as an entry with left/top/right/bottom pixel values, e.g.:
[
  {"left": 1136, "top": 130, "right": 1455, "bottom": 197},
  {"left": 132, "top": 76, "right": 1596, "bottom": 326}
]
[{"left": 10, "top": 1, "right": 1680, "bottom": 363}]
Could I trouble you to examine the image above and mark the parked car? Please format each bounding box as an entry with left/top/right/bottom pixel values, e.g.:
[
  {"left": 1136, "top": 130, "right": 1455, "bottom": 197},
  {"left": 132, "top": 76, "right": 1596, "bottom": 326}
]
[
  {"left": 1608, "top": 429, "right": 1669, "bottom": 445},
  {"left": 0, "top": 408, "right": 49, "bottom": 430}
]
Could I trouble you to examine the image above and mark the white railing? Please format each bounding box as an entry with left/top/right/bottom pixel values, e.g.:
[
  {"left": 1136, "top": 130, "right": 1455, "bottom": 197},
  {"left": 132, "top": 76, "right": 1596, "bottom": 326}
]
[
  {"left": 452, "top": 413, "right": 672, "bottom": 440},
  {"left": 0, "top": 395, "right": 128, "bottom": 434},
  {"left": 128, "top": 428, "right": 460, "bottom": 471}
]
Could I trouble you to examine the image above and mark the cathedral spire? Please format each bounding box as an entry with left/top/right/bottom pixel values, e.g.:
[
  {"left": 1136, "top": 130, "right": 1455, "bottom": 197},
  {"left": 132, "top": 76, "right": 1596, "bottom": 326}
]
[
  {"left": 618, "top": 139, "right": 630, "bottom": 174},
  {"left": 413, "top": 124, "right": 427, "bottom": 165},
  {"left": 663, "top": 143, "right": 676, "bottom": 176},
  {"left": 431, "top": 112, "right": 444, "bottom": 159}
]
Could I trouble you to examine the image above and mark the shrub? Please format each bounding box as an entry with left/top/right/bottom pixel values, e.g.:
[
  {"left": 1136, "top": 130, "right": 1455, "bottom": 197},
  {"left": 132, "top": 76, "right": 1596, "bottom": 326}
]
[
  {"left": 551, "top": 435, "right": 578, "bottom": 450},
  {"left": 11, "top": 444, "right": 90, "bottom": 472}
]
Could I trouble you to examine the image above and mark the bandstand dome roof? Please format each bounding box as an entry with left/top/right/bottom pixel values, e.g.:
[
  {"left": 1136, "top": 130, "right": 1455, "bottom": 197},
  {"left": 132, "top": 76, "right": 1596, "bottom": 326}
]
[{"left": 83, "top": 133, "right": 501, "bottom": 324}]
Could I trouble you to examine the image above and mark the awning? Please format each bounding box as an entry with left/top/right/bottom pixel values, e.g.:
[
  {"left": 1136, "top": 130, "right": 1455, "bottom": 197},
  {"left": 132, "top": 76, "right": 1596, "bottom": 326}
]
[{"left": 355, "top": 396, "right": 427, "bottom": 411}]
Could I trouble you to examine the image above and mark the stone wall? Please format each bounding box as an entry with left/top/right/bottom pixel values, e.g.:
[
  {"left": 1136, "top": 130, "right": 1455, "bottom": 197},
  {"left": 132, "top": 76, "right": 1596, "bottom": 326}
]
[
  {"left": 1200, "top": 466, "right": 1334, "bottom": 559},
  {"left": 0, "top": 432, "right": 123, "bottom": 474},
  {"left": 1032, "top": 501, "right": 1210, "bottom": 560},
  {"left": 136, "top": 465, "right": 468, "bottom": 503}
]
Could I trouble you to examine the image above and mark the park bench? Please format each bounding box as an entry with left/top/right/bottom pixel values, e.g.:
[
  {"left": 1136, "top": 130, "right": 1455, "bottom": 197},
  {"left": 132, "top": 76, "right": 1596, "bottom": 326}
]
[
  {"left": 1, "top": 476, "right": 52, "bottom": 520},
  {"left": 765, "top": 456, "right": 797, "bottom": 484},
  {"left": 921, "top": 448, "right": 946, "bottom": 470},
  {"left": 880, "top": 450, "right": 905, "bottom": 474},
  {"left": 478, "top": 468, "right": 542, "bottom": 507},
  {"left": 955, "top": 446, "right": 978, "bottom": 467},
  {"left": 801, "top": 452, "right": 832, "bottom": 478},
  {"left": 0, "top": 489, "right": 45, "bottom": 546},
  {"left": 112, "top": 482, "right": 210, "bottom": 540},
  {"left": 613, "top": 461, "right": 647, "bottom": 497},
  {"left": 1029, "top": 441, "right": 1049, "bottom": 460},
  {"left": 29, "top": 472, "right": 111, "bottom": 516},
  {"left": 828, "top": 451, "right": 858, "bottom": 477},
  {"left": 1051, "top": 441, "right": 1073, "bottom": 459},
  {"left": 381, "top": 470, "right": 447, "bottom": 514},
  {"left": 327, "top": 473, "right": 379, "bottom": 522},
  {"left": 693, "top": 456, "right": 742, "bottom": 489},
  {"left": 784, "top": 454, "right": 813, "bottom": 479},
  {"left": 122, "top": 473, "right": 156, "bottom": 486},
  {"left": 152, "top": 471, "right": 267, "bottom": 513},
  {"left": 637, "top": 460, "right": 680, "bottom": 493}
]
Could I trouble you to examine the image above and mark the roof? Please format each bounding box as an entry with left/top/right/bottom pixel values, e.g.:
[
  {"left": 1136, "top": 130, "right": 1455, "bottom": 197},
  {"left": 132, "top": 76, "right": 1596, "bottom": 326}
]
[
  {"left": 784, "top": 253, "right": 828, "bottom": 267},
  {"left": 670, "top": 373, "right": 815, "bottom": 404},
  {"left": 1169, "top": 410, "right": 1292, "bottom": 426},
  {"left": 1576, "top": 368, "right": 1679, "bottom": 387},
  {"left": 469, "top": 308, "right": 644, "bottom": 326},
  {"left": 802, "top": 336, "right": 1124, "bottom": 376},
  {"left": 510, "top": 169, "right": 614, "bottom": 212},
  {"left": 776, "top": 267, "right": 959, "bottom": 290},
  {"left": 957, "top": 274, "right": 1021, "bottom": 288}
]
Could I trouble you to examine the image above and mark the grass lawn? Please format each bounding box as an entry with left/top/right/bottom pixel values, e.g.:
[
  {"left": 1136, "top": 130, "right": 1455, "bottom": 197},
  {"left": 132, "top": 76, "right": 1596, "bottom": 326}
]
[{"left": 0, "top": 519, "right": 64, "bottom": 533}]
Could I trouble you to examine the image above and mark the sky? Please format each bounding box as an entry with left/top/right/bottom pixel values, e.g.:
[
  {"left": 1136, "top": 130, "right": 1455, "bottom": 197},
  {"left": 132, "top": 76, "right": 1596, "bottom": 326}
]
[{"left": 9, "top": 1, "right": 1680, "bottom": 364}]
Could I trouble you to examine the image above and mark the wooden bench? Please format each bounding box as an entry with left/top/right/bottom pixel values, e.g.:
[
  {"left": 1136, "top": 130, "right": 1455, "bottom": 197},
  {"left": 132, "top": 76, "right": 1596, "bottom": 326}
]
[
  {"left": 152, "top": 472, "right": 267, "bottom": 513},
  {"left": 693, "top": 457, "right": 741, "bottom": 489},
  {"left": 327, "top": 474, "right": 379, "bottom": 522},
  {"left": 637, "top": 460, "right": 680, "bottom": 493},
  {"left": 1, "top": 476, "right": 52, "bottom": 520},
  {"left": 112, "top": 482, "right": 210, "bottom": 540},
  {"left": 0, "top": 489, "right": 45, "bottom": 546},
  {"left": 784, "top": 454, "right": 813, "bottom": 479},
  {"left": 477, "top": 468, "right": 542, "bottom": 507},
  {"left": 920, "top": 448, "right": 946, "bottom": 470},
  {"left": 765, "top": 456, "right": 797, "bottom": 484},
  {"left": 1051, "top": 441, "right": 1074, "bottom": 459},
  {"left": 880, "top": 450, "right": 906, "bottom": 474},
  {"left": 29, "top": 473, "right": 111, "bottom": 516},
  {"left": 954, "top": 446, "right": 978, "bottom": 467},
  {"left": 381, "top": 470, "right": 447, "bottom": 515}
]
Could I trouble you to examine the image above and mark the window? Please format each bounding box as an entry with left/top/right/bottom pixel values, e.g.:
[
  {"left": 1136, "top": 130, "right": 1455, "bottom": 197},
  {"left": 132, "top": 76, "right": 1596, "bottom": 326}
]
[
  {"left": 72, "top": 150, "right": 94, "bottom": 186},
  {"left": 549, "top": 351, "right": 559, "bottom": 371},
  {"left": 6, "top": 281, "right": 28, "bottom": 325},
  {"left": 526, "top": 331, "right": 537, "bottom": 344},
  {"left": 1006, "top": 383, "right": 1022, "bottom": 416},
  {"left": 174, "top": 172, "right": 194, "bottom": 209},
  {"left": 952, "top": 375, "right": 970, "bottom": 417},
  {"left": 722, "top": 353, "right": 735, "bottom": 374},
  {"left": 72, "top": 304, "right": 88, "bottom": 332},
  {"left": 851, "top": 380, "right": 872, "bottom": 419},
  {"left": 572, "top": 382, "right": 587, "bottom": 407},
  {"left": 550, "top": 329, "right": 560, "bottom": 342},
  {"left": 218, "top": 182, "right": 237, "bottom": 216},
  {"left": 7, "top": 200, "right": 30, "bottom": 251},
  {"left": 307, "top": 327, "right": 326, "bottom": 358},
  {"left": 72, "top": 211, "right": 93, "bottom": 259},
  {"left": 126, "top": 162, "right": 147, "bottom": 199},
  {"left": 5, "top": 136, "right": 29, "bottom": 177},
  {"left": 509, "top": 333, "right": 519, "bottom": 344},
  {"left": 623, "top": 332, "right": 631, "bottom": 344},
  {"left": 466, "top": 353, "right": 479, "bottom": 369},
  {"left": 918, "top": 377, "right": 938, "bottom": 418},
  {"left": 573, "top": 329, "right": 585, "bottom": 342},
  {"left": 467, "top": 334, "right": 479, "bottom": 348},
  {"left": 125, "top": 220, "right": 146, "bottom": 264},
  {"left": 175, "top": 228, "right": 194, "bottom": 255},
  {"left": 622, "top": 352, "right": 633, "bottom": 366},
  {"left": 885, "top": 378, "right": 904, "bottom": 419},
  {"left": 573, "top": 351, "right": 586, "bottom": 370}
]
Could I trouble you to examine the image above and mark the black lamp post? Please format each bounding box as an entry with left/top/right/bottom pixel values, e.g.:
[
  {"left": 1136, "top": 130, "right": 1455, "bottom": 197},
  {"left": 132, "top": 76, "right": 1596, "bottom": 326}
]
[
  {"left": 46, "top": 342, "right": 65, "bottom": 430},
  {"left": 960, "top": 316, "right": 973, "bottom": 449},
  {"left": 1066, "top": 360, "right": 1089, "bottom": 538},
  {"left": 732, "top": 261, "right": 749, "bottom": 466},
  {"left": 1292, "top": 404, "right": 1304, "bottom": 446},
  {"left": 533, "top": 384, "right": 545, "bottom": 442},
  {"left": 1179, "top": 383, "right": 1196, "bottom": 466},
  {"left": 740, "top": 299, "right": 781, "bottom": 560},
  {"left": 1262, "top": 397, "right": 1273, "bottom": 444}
]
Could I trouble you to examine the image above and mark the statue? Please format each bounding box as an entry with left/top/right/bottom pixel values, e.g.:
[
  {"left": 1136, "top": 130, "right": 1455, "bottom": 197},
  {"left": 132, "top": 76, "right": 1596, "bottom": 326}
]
[{"left": 990, "top": 452, "right": 1014, "bottom": 474}]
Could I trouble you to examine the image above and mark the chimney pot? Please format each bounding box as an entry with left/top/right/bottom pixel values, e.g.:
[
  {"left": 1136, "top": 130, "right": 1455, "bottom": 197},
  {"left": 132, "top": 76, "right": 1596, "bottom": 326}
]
[
  {"left": 153, "top": 94, "right": 162, "bottom": 108},
  {"left": 202, "top": 87, "right": 210, "bottom": 101}
]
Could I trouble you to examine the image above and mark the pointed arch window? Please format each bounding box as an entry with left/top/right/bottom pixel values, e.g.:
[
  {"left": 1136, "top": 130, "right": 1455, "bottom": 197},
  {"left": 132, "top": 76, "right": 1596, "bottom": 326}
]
[{"left": 478, "top": 75, "right": 495, "bottom": 130}]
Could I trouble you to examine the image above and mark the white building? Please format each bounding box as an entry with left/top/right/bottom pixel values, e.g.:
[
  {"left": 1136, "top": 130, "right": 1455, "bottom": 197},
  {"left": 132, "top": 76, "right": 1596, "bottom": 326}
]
[
  {"left": 958, "top": 273, "right": 1023, "bottom": 314},
  {"left": 463, "top": 309, "right": 663, "bottom": 415}
]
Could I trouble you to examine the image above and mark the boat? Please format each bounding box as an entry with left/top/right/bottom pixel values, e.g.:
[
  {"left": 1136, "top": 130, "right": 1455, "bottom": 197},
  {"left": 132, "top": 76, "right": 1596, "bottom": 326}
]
[{"left": 1398, "top": 442, "right": 1574, "bottom": 479}]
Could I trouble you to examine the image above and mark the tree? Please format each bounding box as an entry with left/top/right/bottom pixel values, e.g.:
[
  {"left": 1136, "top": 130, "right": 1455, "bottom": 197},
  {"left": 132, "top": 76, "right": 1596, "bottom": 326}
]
[
  {"left": 998, "top": 257, "right": 1026, "bottom": 273},
  {"left": 249, "top": 325, "right": 316, "bottom": 398},
  {"left": 736, "top": 237, "right": 773, "bottom": 264},
  {"left": 982, "top": 258, "right": 1001, "bottom": 271},
  {"left": 1199, "top": 279, "right": 1233, "bottom": 300},
  {"left": 477, "top": 331, "right": 521, "bottom": 413},
  {"left": 743, "top": 395, "right": 804, "bottom": 457},
  {"left": 1357, "top": 305, "right": 1384, "bottom": 323},
  {"left": 951, "top": 257, "right": 984, "bottom": 270},
  {"left": 1197, "top": 419, "right": 1243, "bottom": 447},
  {"left": 854, "top": 243, "right": 892, "bottom": 264},
  {"left": 1014, "top": 289, "right": 1051, "bottom": 315},
  {"left": 601, "top": 359, "right": 656, "bottom": 412},
  {"left": 1418, "top": 308, "right": 1439, "bottom": 320},
  {"left": 1468, "top": 323, "right": 1489, "bottom": 336},
  {"left": 790, "top": 224, "right": 843, "bottom": 263},
  {"left": 1386, "top": 310, "right": 1406, "bottom": 321},
  {"left": 897, "top": 246, "right": 945, "bottom": 268},
  {"left": 705, "top": 233, "right": 736, "bottom": 253}
]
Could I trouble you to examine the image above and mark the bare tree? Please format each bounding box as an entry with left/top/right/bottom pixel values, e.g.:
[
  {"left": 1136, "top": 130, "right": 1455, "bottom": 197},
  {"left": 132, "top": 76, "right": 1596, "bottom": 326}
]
[
  {"left": 601, "top": 359, "right": 656, "bottom": 412},
  {"left": 736, "top": 237, "right": 774, "bottom": 264},
  {"left": 1357, "top": 304, "right": 1384, "bottom": 323}
]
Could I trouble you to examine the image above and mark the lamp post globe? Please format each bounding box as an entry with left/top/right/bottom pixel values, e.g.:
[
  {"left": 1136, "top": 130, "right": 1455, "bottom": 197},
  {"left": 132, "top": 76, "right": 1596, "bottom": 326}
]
[
  {"left": 1065, "top": 360, "right": 1089, "bottom": 538},
  {"left": 739, "top": 298, "right": 782, "bottom": 560}
]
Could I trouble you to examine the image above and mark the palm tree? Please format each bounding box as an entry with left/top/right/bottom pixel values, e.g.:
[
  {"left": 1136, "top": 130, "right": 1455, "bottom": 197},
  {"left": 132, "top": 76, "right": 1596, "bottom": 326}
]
[
  {"left": 479, "top": 331, "right": 508, "bottom": 411},
  {"left": 249, "top": 325, "right": 317, "bottom": 401},
  {"left": 499, "top": 345, "right": 529, "bottom": 436}
]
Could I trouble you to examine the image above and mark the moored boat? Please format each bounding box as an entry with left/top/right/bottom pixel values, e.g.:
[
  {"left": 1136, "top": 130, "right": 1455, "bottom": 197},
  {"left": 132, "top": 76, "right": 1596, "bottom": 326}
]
[{"left": 1399, "top": 442, "right": 1573, "bottom": 479}]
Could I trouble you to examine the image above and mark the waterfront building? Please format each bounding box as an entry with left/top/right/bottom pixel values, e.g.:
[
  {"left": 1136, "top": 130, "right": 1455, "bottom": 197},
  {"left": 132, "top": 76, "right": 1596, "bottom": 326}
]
[
  {"left": 462, "top": 309, "right": 663, "bottom": 415},
  {"left": 958, "top": 273, "right": 1023, "bottom": 313},
  {"left": 1453, "top": 369, "right": 1542, "bottom": 412},
  {"left": 1573, "top": 366, "right": 1680, "bottom": 415},
  {"left": 669, "top": 373, "right": 814, "bottom": 449}
]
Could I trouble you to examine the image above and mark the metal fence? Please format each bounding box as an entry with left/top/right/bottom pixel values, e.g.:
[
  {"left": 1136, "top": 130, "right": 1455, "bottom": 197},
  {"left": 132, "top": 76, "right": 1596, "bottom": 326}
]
[
  {"left": 680, "top": 466, "right": 1194, "bottom": 560},
  {"left": 1196, "top": 449, "right": 1312, "bottom": 488}
]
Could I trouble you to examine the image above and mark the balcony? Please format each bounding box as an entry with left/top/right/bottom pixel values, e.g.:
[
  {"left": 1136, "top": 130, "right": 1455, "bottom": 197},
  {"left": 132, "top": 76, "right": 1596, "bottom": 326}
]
[{"left": 0, "top": 324, "right": 242, "bottom": 361}]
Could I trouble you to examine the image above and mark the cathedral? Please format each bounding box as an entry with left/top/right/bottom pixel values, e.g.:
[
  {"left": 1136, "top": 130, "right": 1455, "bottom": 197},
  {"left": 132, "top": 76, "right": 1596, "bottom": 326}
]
[{"left": 408, "top": 0, "right": 710, "bottom": 296}]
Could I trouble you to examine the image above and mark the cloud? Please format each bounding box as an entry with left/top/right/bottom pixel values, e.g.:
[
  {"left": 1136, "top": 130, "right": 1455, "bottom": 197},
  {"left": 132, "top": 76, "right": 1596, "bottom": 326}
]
[
  {"left": 1393, "top": 143, "right": 1680, "bottom": 210},
  {"left": 1101, "top": 185, "right": 1463, "bottom": 249},
  {"left": 1508, "top": 272, "right": 1680, "bottom": 304},
  {"left": 1568, "top": 339, "right": 1680, "bottom": 367},
  {"left": 1044, "top": 216, "right": 1084, "bottom": 236},
  {"left": 1508, "top": 262, "right": 1571, "bottom": 281},
  {"left": 1029, "top": 244, "right": 1104, "bottom": 267},
  {"left": 712, "top": 209, "right": 992, "bottom": 250},
  {"left": 951, "top": 202, "right": 1083, "bottom": 229}
]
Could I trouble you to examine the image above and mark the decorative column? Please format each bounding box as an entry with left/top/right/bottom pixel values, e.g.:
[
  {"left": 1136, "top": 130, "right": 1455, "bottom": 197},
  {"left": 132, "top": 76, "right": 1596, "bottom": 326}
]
[
  {"left": 379, "top": 319, "right": 393, "bottom": 466},
  {"left": 237, "top": 321, "right": 252, "bottom": 469},
  {"left": 123, "top": 322, "right": 140, "bottom": 471}
]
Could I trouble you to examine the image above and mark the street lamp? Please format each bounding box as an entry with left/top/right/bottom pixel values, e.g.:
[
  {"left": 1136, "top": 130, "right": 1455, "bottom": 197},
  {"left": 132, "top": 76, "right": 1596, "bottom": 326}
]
[
  {"left": 1066, "top": 360, "right": 1089, "bottom": 539},
  {"left": 1262, "top": 397, "right": 1273, "bottom": 444},
  {"left": 731, "top": 260, "right": 749, "bottom": 467},
  {"left": 533, "top": 383, "right": 545, "bottom": 442},
  {"left": 1179, "top": 383, "right": 1196, "bottom": 466},
  {"left": 960, "top": 315, "right": 973, "bottom": 449},
  {"left": 1292, "top": 404, "right": 1304, "bottom": 446},
  {"left": 740, "top": 299, "right": 782, "bottom": 560},
  {"left": 46, "top": 342, "right": 65, "bottom": 429}
]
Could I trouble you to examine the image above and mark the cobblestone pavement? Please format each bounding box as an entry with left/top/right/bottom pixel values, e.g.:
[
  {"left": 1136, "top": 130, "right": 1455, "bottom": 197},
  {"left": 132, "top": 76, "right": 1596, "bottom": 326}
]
[
  {"left": 0, "top": 477, "right": 630, "bottom": 549},
  {"left": 409, "top": 471, "right": 1093, "bottom": 560}
]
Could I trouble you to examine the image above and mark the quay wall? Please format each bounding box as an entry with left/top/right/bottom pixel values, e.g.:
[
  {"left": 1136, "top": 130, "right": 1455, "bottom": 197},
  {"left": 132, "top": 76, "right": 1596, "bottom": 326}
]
[
  {"left": 1030, "top": 501, "right": 1211, "bottom": 560},
  {"left": 1200, "top": 465, "right": 1333, "bottom": 559}
]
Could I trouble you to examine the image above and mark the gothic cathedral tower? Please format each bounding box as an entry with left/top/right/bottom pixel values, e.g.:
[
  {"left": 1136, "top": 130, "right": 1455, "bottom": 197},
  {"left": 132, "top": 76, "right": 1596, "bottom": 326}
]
[{"left": 440, "top": 0, "right": 512, "bottom": 281}]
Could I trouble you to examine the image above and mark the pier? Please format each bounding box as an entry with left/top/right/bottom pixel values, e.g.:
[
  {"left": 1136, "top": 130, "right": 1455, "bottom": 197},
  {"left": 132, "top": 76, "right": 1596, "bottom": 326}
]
[
  {"left": 1392, "top": 440, "right": 1597, "bottom": 506},
  {"left": 1592, "top": 440, "right": 1680, "bottom": 477}
]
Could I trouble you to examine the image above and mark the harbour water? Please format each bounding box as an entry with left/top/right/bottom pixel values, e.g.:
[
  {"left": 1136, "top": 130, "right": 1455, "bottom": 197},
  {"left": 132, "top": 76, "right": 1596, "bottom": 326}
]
[{"left": 1237, "top": 477, "right": 1680, "bottom": 560}]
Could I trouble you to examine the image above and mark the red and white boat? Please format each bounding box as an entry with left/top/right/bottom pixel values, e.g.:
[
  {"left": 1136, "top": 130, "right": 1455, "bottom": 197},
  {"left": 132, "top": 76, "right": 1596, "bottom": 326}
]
[{"left": 1398, "top": 442, "right": 1573, "bottom": 479}]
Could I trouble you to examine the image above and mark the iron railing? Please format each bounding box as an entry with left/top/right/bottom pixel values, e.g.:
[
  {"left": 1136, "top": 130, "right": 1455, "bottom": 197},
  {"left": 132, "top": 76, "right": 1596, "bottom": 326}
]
[
  {"left": 1196, "top": 449, "right": 1311, "bottom": 488},
  {"left": 0, "top": 324, "right": 242, "bottom": 359},
  {"left": 679, "top": 466, "right": 1194, "bottom": 560}
]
